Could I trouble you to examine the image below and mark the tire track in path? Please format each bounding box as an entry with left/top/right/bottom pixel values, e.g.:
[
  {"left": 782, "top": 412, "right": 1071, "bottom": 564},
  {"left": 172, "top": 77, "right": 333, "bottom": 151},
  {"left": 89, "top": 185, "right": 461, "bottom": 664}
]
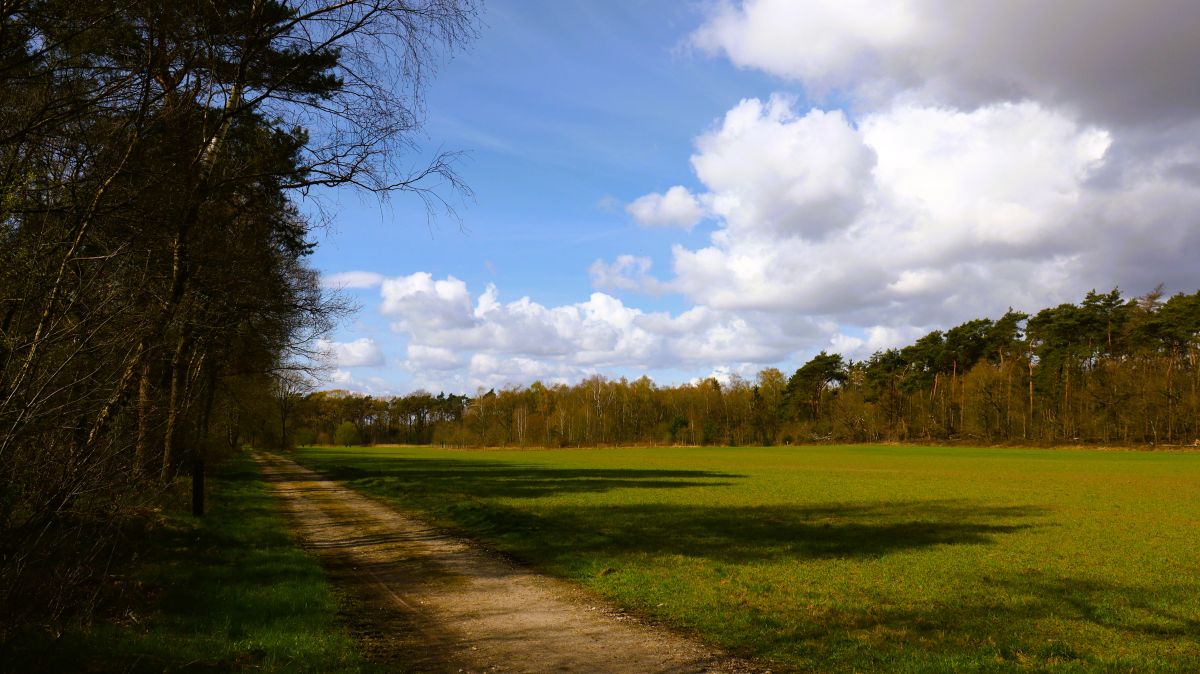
[{"left": 255, "top": 453, "right": 762, "bottom": 674}]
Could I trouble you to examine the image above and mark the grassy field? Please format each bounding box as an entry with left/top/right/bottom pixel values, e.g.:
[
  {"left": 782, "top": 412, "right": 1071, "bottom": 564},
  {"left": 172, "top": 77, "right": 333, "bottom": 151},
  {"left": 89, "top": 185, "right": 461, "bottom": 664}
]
[
  {"left": 292, "top": 444, "right": 1200, "bottom": 673},
  {"left": 2, "top": 452, "right": 378, "bottom": 673}
]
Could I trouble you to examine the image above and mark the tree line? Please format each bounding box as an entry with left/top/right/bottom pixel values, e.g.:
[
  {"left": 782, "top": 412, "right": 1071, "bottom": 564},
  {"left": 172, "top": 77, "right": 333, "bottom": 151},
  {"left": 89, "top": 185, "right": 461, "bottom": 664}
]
[
  {"left": 0, "top": 0, "right": 476, "bottom": 638},
  {"left": 295, "top": 287, "right": 1200, "bottom": 449}
]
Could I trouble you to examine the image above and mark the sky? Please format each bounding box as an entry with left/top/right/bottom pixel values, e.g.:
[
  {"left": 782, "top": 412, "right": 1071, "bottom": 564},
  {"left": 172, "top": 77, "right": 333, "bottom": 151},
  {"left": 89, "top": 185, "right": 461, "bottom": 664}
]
[{"left": 308, "top": 0, "right": 1200, "bottom": 396}]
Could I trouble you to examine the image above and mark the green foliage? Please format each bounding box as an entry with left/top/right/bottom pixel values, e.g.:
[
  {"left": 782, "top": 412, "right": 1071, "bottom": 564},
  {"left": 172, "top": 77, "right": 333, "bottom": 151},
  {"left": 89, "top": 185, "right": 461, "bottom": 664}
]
[
  {"left": 293, "top": 427, "right": 318, "bottom": 446},
  {"left": 334, "top": 421, "right": 362, "bottom": 447},
  {"left": 784, "top": 351, "right": 847, "bottom": 423},
  {"left": 295, "top": 444, "right": 1200, "bottom": 673}
]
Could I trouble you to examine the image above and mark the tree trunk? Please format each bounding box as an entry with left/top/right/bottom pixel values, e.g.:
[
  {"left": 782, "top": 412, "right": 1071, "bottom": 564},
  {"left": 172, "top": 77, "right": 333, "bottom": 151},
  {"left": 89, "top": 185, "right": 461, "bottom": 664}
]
[
  {"left": 160, "top": 333, "right": 188, "bottom": 483},
  {"left": 135, "top": 359, "right": 152, "bottom": 477},
  {"left": 1027, "top": 359, "right": 1034, "bottom": 441}
]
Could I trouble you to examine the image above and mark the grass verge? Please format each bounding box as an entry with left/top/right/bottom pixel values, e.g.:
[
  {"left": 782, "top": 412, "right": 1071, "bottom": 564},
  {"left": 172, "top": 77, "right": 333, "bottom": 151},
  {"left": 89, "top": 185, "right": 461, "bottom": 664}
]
[{"left": 1, "top": 451, "right": 377, "bottom": 673}]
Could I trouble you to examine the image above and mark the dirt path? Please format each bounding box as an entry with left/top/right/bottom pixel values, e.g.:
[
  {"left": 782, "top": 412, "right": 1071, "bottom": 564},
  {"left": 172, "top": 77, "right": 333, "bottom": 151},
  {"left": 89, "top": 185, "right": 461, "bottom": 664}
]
[{"left": 255, "top": 453, "right": 762, "bottom": 674}]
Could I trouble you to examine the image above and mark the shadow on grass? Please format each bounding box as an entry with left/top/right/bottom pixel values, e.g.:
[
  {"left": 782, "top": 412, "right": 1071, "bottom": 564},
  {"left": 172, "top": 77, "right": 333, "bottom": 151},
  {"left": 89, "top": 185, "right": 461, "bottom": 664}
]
[
  {"left": 294, "top": 454, "right": 1045, "bottom": 563},
  {"left": 764, "top": 572, "right": 1200, "bottom": 671},
  {"left": 989, "top": 573, "right": 1200, "bottom": 639},
  {"left": 292, "top": 455, "right": 746, "bottom": 499},
  {"left": 479, "top": 500, "right": 1047, "bottom": 565},
  {"left": 287, "top": 451, "right": 1200, "bottom": 672}
]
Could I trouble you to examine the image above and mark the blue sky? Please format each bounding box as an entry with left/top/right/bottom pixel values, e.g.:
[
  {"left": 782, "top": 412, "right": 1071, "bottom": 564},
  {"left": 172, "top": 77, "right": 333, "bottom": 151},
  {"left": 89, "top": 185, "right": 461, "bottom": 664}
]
[
  {"left": 312, "top": 2, "right": 773, "bottom": 308},
  {"left": 309, "top": 0, "right": 1200, "bottom": 395}
]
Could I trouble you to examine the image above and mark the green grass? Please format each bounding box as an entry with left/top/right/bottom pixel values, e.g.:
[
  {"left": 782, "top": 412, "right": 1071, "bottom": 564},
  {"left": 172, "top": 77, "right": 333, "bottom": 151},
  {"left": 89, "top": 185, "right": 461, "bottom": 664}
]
[
  {"left": 2, "top": 452, "right": 377, "bottom": 673},
  {"left": 292, "top": 444, "right": 1200, "bottom": 673}
]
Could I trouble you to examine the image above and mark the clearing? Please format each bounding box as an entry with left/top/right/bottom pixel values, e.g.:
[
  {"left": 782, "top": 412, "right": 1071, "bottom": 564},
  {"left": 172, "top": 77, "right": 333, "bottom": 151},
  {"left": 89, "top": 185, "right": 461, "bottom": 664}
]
[{"left": 288, "top": 444, "right": 1200, "bottom": 672}]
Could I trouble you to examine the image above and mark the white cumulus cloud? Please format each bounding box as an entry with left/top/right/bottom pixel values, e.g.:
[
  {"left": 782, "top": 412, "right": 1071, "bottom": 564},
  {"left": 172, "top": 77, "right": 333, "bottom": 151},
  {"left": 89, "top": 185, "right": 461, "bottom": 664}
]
[
  {"left": 401, "top": 344, "right": 462, "bottom": 372},
  {"left": 382, "top": 273, "right": 476, "bottom": 331},
  {"left": 368, "top": 272, "right": 825, "bottom": 391},
  {"left": 692, "top": 0, "right": 1200, "bottom": 127},
  {"left": 626, "top": 185, "right": 707, "bottom": 229},
  {"left": 692, "top": 0, "right": 919, "bottom": 97},
  {"left": 588, "top": 255, "right": 671, "bottom": 293},
  {"left": 319, "top": 338, "right": 385, "bottom": 368},
  {"left": 691, "top": 96, "right": 874, "bottom": 239},
  {"left": 632, "top": 96, "right": 1119, "bottom": 328}
]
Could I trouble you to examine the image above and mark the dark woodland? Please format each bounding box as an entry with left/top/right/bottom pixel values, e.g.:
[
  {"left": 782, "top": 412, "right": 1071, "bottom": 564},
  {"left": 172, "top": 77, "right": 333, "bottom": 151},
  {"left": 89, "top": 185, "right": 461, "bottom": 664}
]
[{"left": 0, "top": 0, "right": 476, "bottom": 637}]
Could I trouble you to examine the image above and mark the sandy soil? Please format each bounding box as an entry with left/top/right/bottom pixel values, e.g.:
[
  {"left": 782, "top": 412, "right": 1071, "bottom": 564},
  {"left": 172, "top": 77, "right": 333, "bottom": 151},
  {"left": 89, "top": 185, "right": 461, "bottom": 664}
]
[{"left": 255, "top": 453, "right": 764, "bottom": 674}]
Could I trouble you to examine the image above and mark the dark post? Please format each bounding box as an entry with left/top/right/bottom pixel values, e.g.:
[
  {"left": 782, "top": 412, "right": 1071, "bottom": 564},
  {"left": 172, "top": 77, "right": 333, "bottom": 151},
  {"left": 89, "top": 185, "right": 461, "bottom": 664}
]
[{"left": 191, "top": 457, "right": 205, "bottom": 516}]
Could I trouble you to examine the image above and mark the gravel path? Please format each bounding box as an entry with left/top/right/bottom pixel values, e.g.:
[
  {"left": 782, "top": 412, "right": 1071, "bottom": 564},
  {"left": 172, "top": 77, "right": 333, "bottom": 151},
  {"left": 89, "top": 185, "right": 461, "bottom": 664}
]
[{"left": 255, "top": 453, "right": 763, "bottom": 674}]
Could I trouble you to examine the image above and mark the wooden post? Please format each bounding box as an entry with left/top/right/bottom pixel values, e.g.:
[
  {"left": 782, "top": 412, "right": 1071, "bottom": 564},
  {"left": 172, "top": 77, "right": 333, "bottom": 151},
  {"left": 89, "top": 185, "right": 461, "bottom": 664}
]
[{"left": 192, "top": 457, "right": 205, "bottom": 517}]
